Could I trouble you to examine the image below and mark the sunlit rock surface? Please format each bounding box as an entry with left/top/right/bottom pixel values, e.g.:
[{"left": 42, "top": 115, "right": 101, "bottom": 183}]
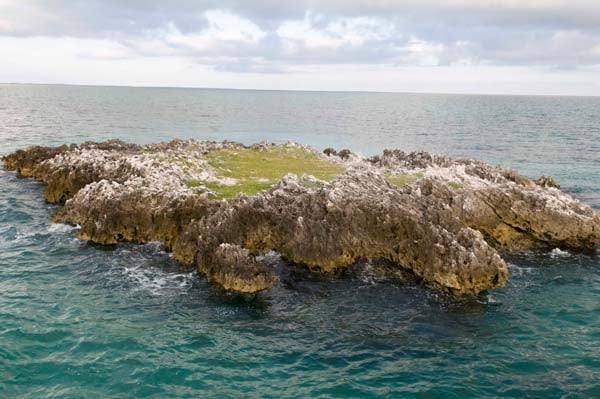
[{"left": 4, "top": 139, "right": 599, "bottom": 294}]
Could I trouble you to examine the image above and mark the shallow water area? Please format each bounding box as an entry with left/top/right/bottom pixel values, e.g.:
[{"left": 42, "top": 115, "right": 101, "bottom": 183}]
[{"left": 1, "top": 85, "right": 599, "bottom": 398}]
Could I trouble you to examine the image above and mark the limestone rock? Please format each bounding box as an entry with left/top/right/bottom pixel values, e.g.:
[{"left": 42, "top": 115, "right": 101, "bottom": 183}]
[
  {"left": 535, "top": 175, "right": 561, "bottom": 189},
  {"left": 200, "top": 244, "right": 278, "bottom": 294},
  {"left": 3, "top": 139, "right": 598, "bottom": 295}
]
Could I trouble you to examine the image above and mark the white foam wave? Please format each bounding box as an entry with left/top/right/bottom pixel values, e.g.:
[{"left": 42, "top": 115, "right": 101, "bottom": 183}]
[
  {"left": 550, "top": 248, "right": 570, "bottom": 258},
  {"left": 507, "top": 263, "right": 534, "bottom": 276},
  {"left": 47, "top": 223, "right": 80, "bottom": 234},
  {"left": 122, "top": 265, "right": 195, "bottom": 295}
]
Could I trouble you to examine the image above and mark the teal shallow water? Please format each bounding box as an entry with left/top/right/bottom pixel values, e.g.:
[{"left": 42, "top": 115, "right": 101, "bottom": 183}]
[{"left": 1, "top": 85, "right": 599, "bottom": 398}]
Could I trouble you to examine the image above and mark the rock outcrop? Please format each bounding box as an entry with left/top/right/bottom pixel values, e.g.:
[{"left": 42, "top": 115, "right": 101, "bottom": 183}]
[{"left": 3, "top": 140, "right": 599, "bottom": 295}]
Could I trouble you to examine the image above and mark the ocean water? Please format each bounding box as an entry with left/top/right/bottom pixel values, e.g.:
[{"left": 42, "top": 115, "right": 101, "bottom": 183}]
[{"left": 0, "top": 84, "right": 599, "bottom": 398}]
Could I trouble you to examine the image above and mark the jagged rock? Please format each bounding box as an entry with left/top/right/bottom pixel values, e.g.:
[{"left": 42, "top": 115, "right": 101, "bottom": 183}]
[
  {"left": 535, "top": 175, "right": 561, "bottom": 189},
  {"left": 52, "top": 180, "right": 212, "bottom": 252},
  {"left": 462, "top": 184, "right": 600, "bottom": 250},
  {"left": 337, "top": 149, "right": 351, "bottom": 160},
  {"left": 3, "top": 139, "right": 599, "bottom": 295},
  {"left": 323, "top": 147, "right": 337, "bottom": 156},
  {"left": 201, "top": 244, "right": 277, "bottom": 294},
  {"left": 175, "top": 171, "right": 507, "bottom": 294},
  {"left": 3, "top": 144, "right": 71, "bottom": 178}
]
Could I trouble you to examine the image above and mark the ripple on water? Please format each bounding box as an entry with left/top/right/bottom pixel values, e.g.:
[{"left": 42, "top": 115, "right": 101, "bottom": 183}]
[{"left": 1, "top": 88, "right": 600, "bottom": 397}]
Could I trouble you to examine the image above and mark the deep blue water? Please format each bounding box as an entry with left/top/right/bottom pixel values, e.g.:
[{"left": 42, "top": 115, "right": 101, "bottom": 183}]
[{"left": 0, "top": 84, "right": 599, "bottom": 398}]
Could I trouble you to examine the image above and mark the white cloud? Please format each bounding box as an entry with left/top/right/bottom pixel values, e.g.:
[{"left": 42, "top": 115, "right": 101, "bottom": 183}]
[
  {"left": 1, "top": 1, "right": 600, "bottom": 94},
  {"left": 402, "top": 38, "right": 445, "bottom": 66},
  {"left": 132, "top": 10, "right": 266, "bottom": 54},
  {"left": 590, "top": 45, "right": 600, "bottom": 57},
  {"left": 204, "top": 9, "right": 266, "bottom": 41},
  {"left": 277, "top": 14, "right": 395, "bottom": 50},
  {"left": 2, "top": 35, "right": 600, "bottom": 96}
]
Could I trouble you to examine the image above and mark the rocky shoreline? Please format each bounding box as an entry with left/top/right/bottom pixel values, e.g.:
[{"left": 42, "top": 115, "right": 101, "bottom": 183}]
[{"left": 3, "top": 139, "right": 599, "bottom": 295}]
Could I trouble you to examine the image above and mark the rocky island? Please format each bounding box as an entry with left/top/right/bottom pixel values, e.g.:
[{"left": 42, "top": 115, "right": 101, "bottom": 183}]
[{"left": 3, "top": 140, "right": 599, "bottom": 295}]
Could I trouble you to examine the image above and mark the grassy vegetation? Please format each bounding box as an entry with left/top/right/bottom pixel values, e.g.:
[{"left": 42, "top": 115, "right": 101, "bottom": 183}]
[
  {"left": 385, "top": 172, "right": 424, "bottom": 187},
  {"left": 203, "top": 146, "right": 345, "bottom": 199},
  {"left": 299, "top": 180, "right": 325, "bottom": 189},
  {"left": 184, "top": 179, "right": 201, "bottom": 188},
  {"left": 447, "top": 181, "right": 463, "bottom": 190},
  {"left": 204, "top": 181, "right": 274, "bottom": 199}
]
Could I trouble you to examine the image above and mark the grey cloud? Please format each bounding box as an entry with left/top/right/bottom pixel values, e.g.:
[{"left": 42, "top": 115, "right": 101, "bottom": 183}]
[
  {"left": 5, "top": 0, "right": 600, "bottom": 36},
  {"left": 2, "top": 0, "right": 600, "bottom": 70}
]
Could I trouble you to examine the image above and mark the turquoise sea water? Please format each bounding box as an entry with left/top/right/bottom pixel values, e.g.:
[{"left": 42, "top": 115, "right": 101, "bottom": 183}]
[{"left": 0, "top": 84, "right": 599, "bottom": 398}]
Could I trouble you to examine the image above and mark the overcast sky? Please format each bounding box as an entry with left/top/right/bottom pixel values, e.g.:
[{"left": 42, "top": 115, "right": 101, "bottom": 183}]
[{"left": 1, "top": 0, "right": 600, "bottom": 95}]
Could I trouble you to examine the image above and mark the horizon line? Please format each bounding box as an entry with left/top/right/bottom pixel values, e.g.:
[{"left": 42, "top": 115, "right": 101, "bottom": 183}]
[{"left": 1, "top": 81, "right": 599, "bottom": 99}]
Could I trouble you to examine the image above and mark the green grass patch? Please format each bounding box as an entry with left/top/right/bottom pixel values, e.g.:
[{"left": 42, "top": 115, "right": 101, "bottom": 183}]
[
  {"left": 385, "top": 172, "right": 424, "bottom": 187},
  {"left": 447, "top": 181, "right": 463, "bottom": 190},
  {"left": 204, "top": 181, "right": 274, "bottom": 199},
  {"left": 185, "top": 179, "right": 202, "bottom": 188},
  {"left": 300, "top": 180, "right": 325, "bottom": 189},
  {"left": 204, "top": 146, "right": 345, "bottom": 199}
]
